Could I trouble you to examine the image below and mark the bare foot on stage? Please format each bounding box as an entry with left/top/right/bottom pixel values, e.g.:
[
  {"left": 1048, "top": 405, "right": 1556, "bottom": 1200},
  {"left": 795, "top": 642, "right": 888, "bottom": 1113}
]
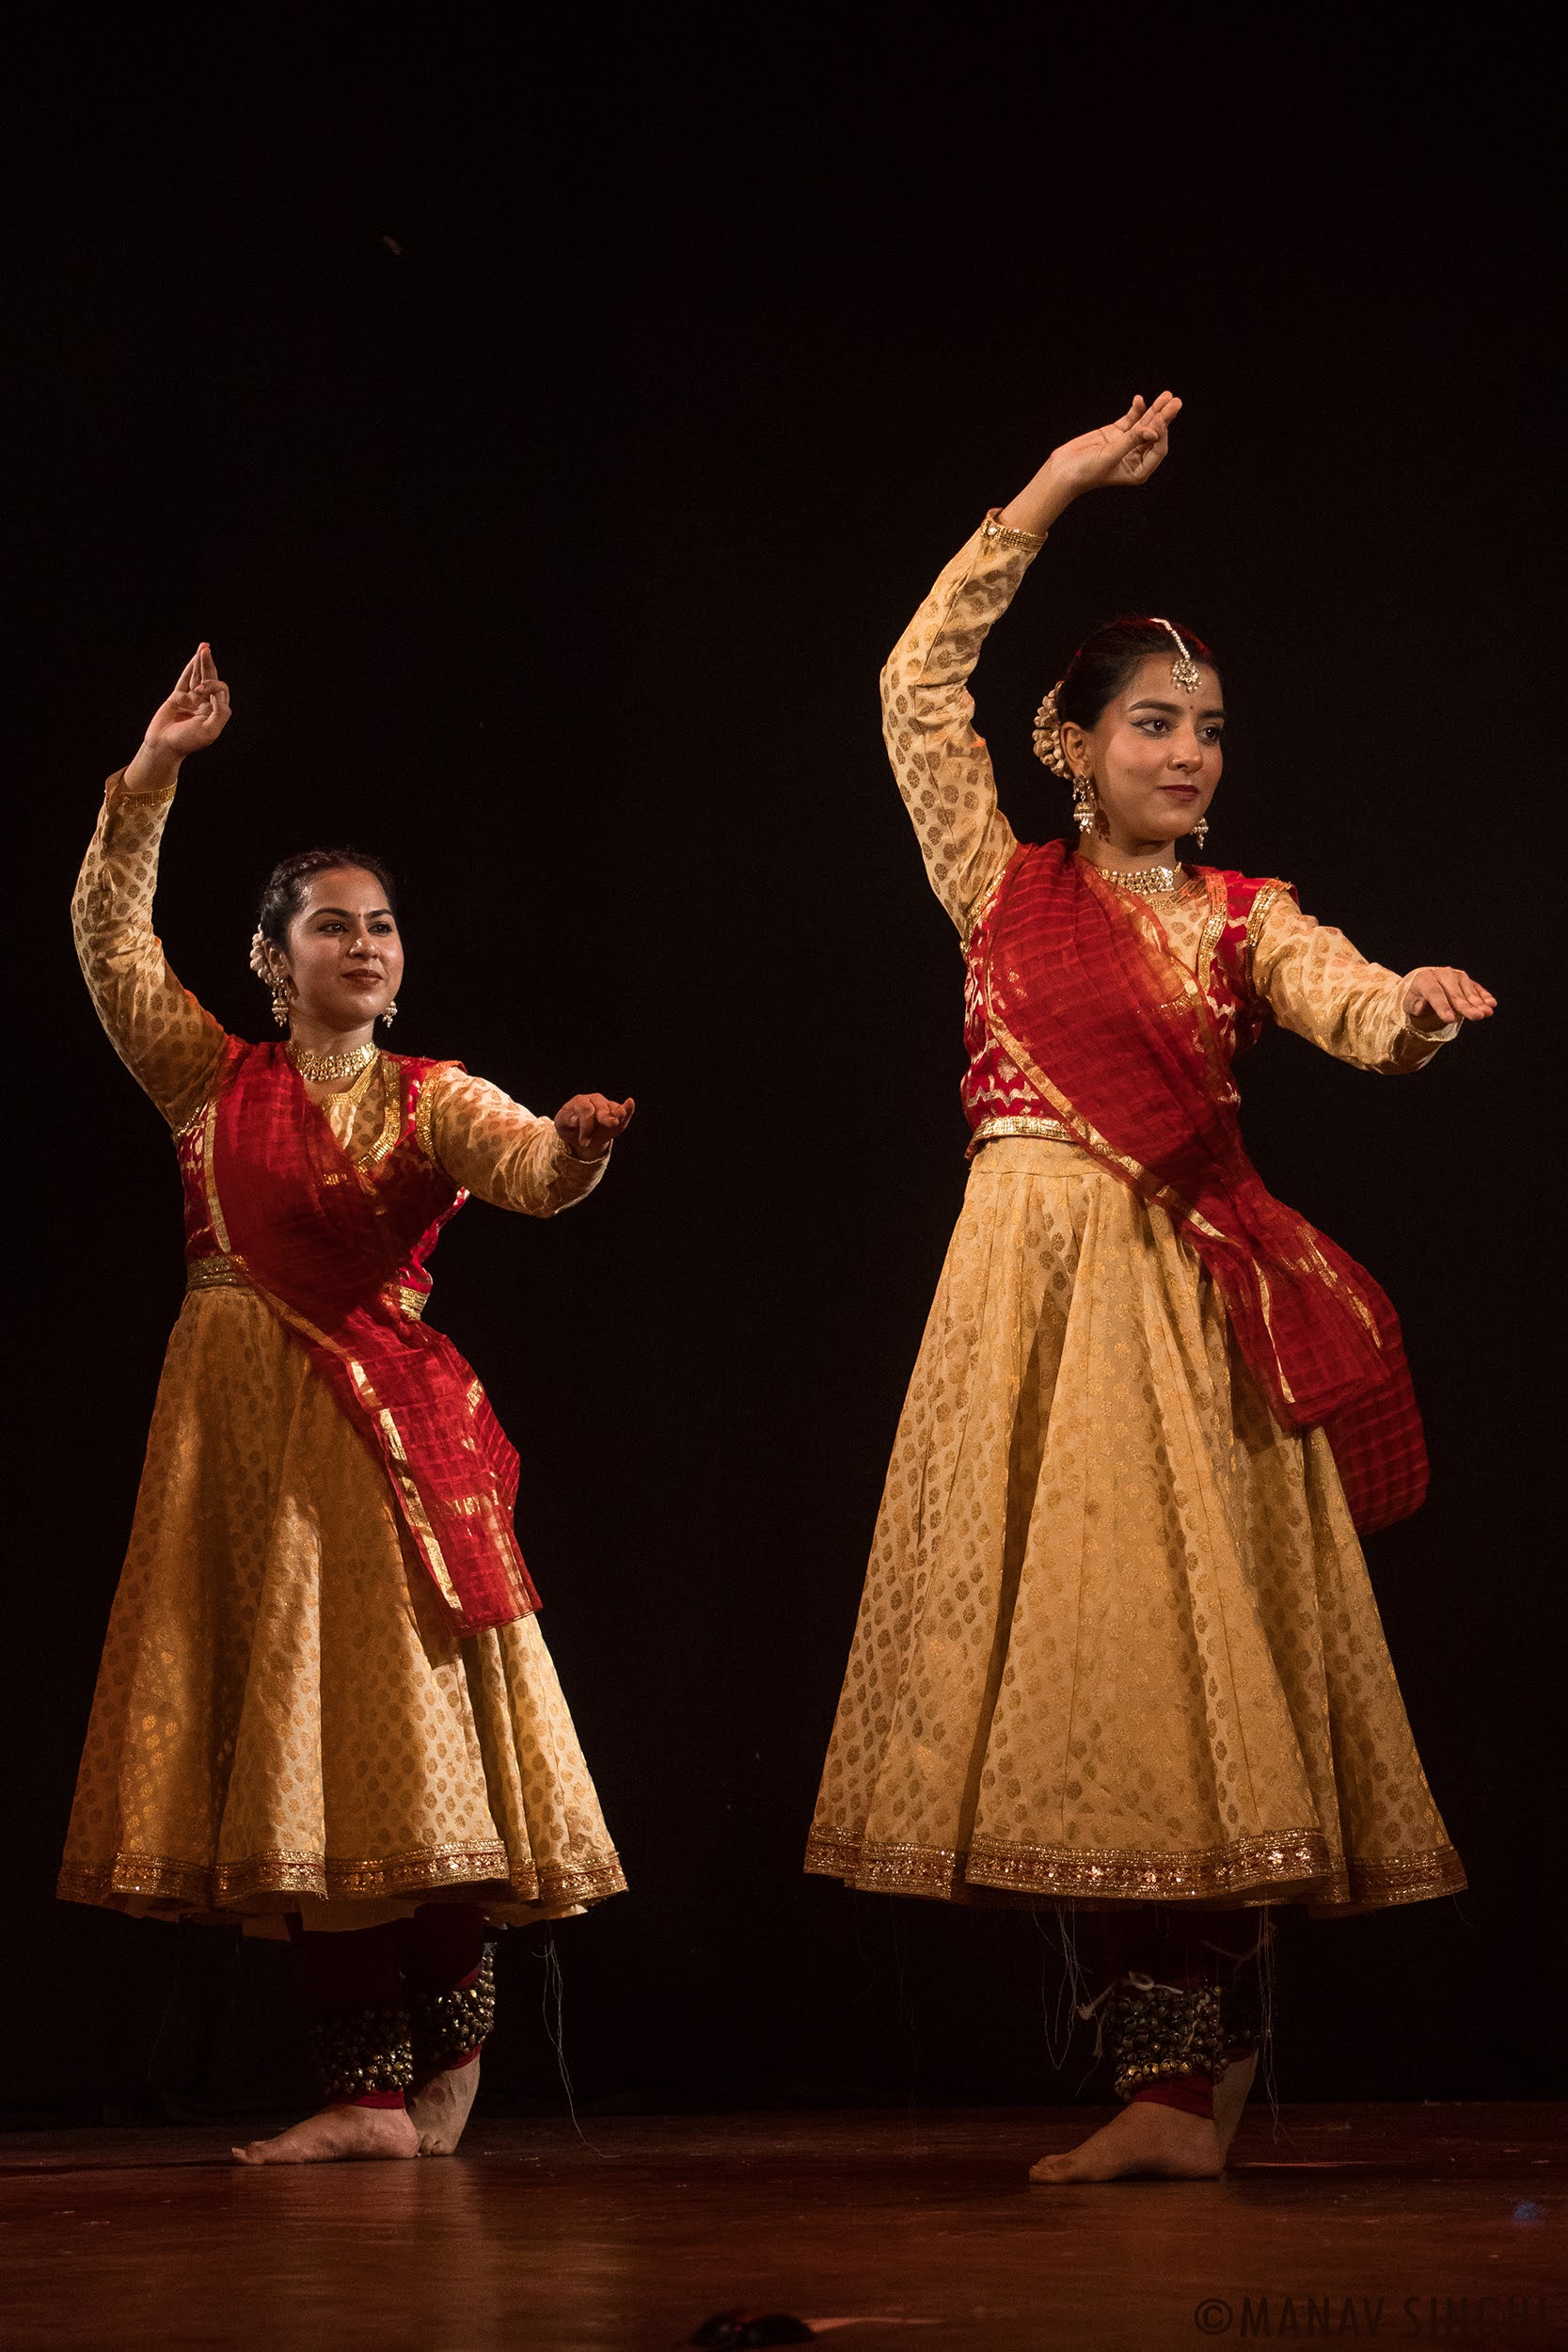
[
  {"left": 1029, "top": 2101, "right": 1223, "bottom": 2184},
  {"left": 407, "top": 2057, "right": 482, "bottom": 2156},
  {"left": 1212, "top": 2049, "right": 1259, "bottom": 2160},
  {"left": 231, "top": 2103, "right": 420, "bottom": 2165}
]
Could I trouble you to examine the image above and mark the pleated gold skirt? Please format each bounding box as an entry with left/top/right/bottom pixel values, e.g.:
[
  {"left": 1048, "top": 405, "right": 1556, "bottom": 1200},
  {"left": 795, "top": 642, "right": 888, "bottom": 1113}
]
[
  {"left": 60, "top": 1288, "right": 626, "bottom": 1933},
  {"left": 806, "top": 1138, "right": 1464, "bottom": 1915}
]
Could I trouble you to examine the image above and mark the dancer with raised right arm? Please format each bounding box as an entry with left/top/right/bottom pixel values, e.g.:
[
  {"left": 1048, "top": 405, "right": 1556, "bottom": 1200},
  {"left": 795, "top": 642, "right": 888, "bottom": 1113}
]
[
  {"left": 64, "top": 645, "right": 634, "bottom": 2164},
  {"left": 806, "top": 394, "right": 1493, "bottom": 2182}
]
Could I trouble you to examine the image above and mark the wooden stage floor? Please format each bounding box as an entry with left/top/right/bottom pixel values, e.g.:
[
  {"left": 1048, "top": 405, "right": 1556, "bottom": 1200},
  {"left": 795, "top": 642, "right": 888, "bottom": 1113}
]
[{"left": 1, "top": 2105, "right": 1562, "bottom": 2349}]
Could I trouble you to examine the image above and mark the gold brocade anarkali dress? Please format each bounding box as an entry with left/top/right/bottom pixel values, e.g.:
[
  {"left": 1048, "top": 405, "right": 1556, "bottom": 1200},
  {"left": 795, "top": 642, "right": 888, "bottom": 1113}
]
[
  {"left": 60, "top": 775, "right": 626, "bottom": 1933},
  {"left": 806, "top": 519, "right": 1465, "bottom": 1917}
]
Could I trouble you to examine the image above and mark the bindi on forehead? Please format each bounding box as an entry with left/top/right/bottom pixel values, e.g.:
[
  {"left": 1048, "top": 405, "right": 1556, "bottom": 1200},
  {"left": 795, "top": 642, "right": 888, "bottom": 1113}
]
[{"left": 1127, "top": 694, "right": 1226, "bottom": 719}]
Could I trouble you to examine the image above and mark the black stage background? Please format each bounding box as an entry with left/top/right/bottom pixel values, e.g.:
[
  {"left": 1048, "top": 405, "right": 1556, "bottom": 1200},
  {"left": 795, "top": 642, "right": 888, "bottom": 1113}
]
[{"left": 10, "top": 27, "right": 1560, "bottom": 2123}]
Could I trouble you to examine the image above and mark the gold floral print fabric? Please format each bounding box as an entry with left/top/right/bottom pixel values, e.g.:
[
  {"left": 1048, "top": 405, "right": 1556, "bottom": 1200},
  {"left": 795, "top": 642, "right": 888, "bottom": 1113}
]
[
  {"left": 422, "top": 1070, "right": 608, "bottom": 1214},
  {"left": 71, "top": 777, "right": 228, "bottom": 1132},
  {"left": 59, "top": 1291, "right": 625, "bottom": 1924},
  {"left": 806, "top": 1142, "right": 1464, "bottom": 1914},
  {"left": 1251, "top": 897, "right": 1454, "bottom": 1073},
  {"left": 62, "top": 781, "right": 625, "bottom": 1926},
  {"left": 879, "top": 525, "right": 1031, "bottom": 940}
]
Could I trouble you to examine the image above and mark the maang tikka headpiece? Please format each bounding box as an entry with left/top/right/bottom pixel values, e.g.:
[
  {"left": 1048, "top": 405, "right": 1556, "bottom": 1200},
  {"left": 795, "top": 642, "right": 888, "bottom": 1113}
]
[{"left": 1148, "top": 617, "right": 1201, "bottom": 695}]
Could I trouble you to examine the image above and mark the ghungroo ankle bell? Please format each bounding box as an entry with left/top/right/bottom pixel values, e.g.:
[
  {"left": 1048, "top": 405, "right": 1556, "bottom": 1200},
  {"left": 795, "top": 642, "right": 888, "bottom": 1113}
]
[
  {"left": 310, "top": 2003, "right": 415, "bottom": 2101},
  {"left": 411, "top": 1945, "right": 497, "bottom": 2074},
  {"left": 1106, "top": 1975, "right": 1227, "bottom": 2102}
]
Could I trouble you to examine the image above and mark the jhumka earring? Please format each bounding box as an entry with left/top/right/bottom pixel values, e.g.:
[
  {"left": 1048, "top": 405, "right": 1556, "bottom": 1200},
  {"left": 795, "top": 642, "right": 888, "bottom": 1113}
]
[
  {"left": 1191, "top": 816, "right": 1209, "bottom": 848},
  {"left": 381, "top": 1000, "right": 399, "bottom": 1027},
  {"left": 270, "top": 979, "right": 292, "bottom": 1029},
  {"left": 1071, "top": 774, "right": 1097, "bottom": 835}
]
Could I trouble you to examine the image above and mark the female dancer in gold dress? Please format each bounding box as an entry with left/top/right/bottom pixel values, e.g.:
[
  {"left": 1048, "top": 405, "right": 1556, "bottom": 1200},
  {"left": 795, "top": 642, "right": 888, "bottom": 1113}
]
[
  {"left": 64, "top": 647, "right": 633, "bottom": 2163},
  {"left": 807, "top": 394, "right": 1495, "bottom": 2182}
]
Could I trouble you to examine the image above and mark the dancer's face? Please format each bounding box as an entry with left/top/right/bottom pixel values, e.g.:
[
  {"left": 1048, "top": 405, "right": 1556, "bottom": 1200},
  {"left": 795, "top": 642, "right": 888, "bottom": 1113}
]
[
  {"left": 277, "top": 866, "right": 404, "bottom": 1033},
  {"left": 1065, "top": 656, "right": 1225, "bottom": 850}
]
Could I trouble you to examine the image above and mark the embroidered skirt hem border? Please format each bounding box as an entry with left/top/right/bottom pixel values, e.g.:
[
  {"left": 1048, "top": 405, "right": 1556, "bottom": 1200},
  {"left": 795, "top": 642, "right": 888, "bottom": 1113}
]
[
  {"left": 56, "top": 1844, "right": 627, "bottom": 1917},
  {"left": 802, "top": 1826, "right": 1466, "bottom": 1915}
]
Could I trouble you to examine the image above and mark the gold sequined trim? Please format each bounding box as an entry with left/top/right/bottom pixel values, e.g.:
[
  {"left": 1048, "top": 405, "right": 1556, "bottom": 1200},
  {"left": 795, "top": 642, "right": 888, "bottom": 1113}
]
[
  {"left": 979, "top": 507, "right": 1045, "bottom": 553},
  {"left": 185, "top": 1254, "right": 245, "bottom": 1293},
  {"left": 805, "top": 1826, "right": 1465, "bottom": 1914},
  {"left": 1244, "top": 881, "right": 1291, "bottom": 994},
  {"left": 233, "top": 1271, "right": 473, "bottom": 1625},
  {"left": 360, "top": 1056, "right": 402, "bottom": 1166},
  {"left": 58, "top": 1844, "right": 627, "bottom": 1912},
  {"left": 966, "top": 1830, "right": 1335, "bottom": 1901},
  {"left": 342, "top": 1360, "right": 464, "bottom": 1619},
  {"left": 1195, "top": 868, "right": 1228, "bottom": 1004},
  {"left": 414, "top": 1062, "right": 462, "bottom": 1168},
  {"left": 106, "top": 771, "right": 179, "bottom": 807},
  {"left": 1340, "top": 1847, "right": 1467, "bottom": 1902},
  {"left": 198, "top": 1094, "right": 233, "bottom": 1254},
  {"left": 972, "top": 1116, "right": 1078, "bottom": 1146},
  {"left": 805, "top": 1831, "right": 967, "bottom": 1900},
  {"left": 389, "top": 1282, "right": 427, "bottom": 1321}
]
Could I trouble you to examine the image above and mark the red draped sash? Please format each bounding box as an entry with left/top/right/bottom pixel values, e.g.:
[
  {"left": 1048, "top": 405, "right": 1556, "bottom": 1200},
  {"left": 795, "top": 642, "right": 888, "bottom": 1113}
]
[
  {"left": 184, "top": 1040, "right": 538, "bottom": 1634},
  {"left": 984, "top": 842, "right": 1428, "bottom": 1532}
]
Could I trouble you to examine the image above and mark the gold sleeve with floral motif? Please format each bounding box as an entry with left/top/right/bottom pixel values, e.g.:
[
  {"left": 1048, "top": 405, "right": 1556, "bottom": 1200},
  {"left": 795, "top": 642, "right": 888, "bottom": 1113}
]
[
  {"left": 72, "top": 776, "right": 229, "bottom": 1130},
  {"left": 880, "top": 523, "right": 1042, "bottom": 939},
  {"left": 422, "top": 1069, "right": 609, "bottom": 1216},
  {"left": 1251, "top": 895, "right": 1457, "bottom": 1074}
]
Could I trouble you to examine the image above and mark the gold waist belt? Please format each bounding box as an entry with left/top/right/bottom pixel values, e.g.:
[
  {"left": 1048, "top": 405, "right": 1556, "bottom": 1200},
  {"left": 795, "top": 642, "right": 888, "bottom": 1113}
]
[
  {"left": 185, "top": 1253, "right": 244, "bottom": 1291},
  {"left": 184, "top": 1255, "right": 427, "bottom": 1321},
  {"left": 972, "top": 1115, "right": 1078, "bottom": 1147}
]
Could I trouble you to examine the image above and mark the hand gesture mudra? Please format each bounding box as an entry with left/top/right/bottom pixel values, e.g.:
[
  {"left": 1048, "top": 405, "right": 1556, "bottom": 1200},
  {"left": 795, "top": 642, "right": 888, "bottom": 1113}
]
[
  {"left": 1048, "top": 390, "right": 1182, "bottom": 499},
  {"left": 554, "top": 1092, "right": 636, "bottom": 1162},
  {"left": 999, "top": 391, "right": 1183, "bottom": 537},
  {"left": 124, "top": 644, "right": 231, "bottom": 792}
]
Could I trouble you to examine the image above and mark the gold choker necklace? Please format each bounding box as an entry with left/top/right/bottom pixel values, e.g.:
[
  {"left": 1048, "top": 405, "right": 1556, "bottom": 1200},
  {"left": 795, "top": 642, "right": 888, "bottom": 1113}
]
[
  {"left": 1093, "top": 862, "right": 1184, "bottom": 897},
  {"left": 289, "top": 1041, "right": 378, "bottom": 1082}
]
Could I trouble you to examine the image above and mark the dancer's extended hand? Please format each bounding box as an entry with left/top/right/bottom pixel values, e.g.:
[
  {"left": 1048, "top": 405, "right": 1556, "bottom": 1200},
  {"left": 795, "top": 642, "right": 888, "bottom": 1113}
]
[
  {"left": 124, "top": 644, "right": 232, "bottom": 792},
  {"left": 1402, "top": 966, "right": 1497, "bottom": 1034},
  {"left": 555, "top": 1093, "right": 636, "bottom": 1160},
  {"left": 999, "top": 393, "right": 1182, "bottom": 536}
]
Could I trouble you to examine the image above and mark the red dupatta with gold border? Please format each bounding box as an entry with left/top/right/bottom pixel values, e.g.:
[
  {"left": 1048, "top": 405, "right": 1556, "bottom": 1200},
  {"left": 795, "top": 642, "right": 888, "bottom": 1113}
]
[
  {"left": 984, "top": 841, "right": 1428, "bottom": 1533},
  {"left": 181, "top": 1039, "right": 539, "bottom": 1634}
]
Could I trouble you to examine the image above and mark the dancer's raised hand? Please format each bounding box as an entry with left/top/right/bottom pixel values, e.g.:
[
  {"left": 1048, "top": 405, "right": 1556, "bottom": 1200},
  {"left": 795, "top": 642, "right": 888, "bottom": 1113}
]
[
  {"left": 124, "top": 644, "right": 232, "bottom": 792},
  {"left": 1048, "top": 392, "right": 1183, "bottom": 498},
  {"left": 999, "top": 392, "right": 1182, "bottom": 538},
  {"left": 554, "top": 1093, "right": 636, "bottom": 1161}
]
